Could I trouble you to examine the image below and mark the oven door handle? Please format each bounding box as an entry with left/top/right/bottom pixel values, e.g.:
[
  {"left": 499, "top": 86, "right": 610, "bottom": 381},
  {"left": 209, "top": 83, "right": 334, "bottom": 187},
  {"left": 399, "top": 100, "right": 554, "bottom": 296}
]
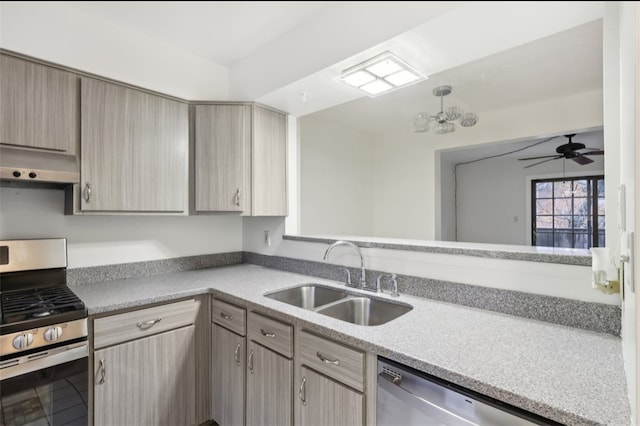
[{"left": 0, "top": 341, "right": 88, "bottom": 381}]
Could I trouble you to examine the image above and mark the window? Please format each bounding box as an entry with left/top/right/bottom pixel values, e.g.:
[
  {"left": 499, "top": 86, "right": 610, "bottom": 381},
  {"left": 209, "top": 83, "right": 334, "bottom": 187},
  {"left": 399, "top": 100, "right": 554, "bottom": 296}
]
[{"left": 532, "top": 176, "right": 604, "bottom": 249}]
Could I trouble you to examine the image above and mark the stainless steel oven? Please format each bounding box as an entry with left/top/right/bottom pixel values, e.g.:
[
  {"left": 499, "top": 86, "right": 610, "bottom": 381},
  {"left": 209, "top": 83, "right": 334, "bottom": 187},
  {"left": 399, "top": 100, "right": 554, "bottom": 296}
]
[{"left": 0, "top": 239, "right": 88, "bottom": 426}]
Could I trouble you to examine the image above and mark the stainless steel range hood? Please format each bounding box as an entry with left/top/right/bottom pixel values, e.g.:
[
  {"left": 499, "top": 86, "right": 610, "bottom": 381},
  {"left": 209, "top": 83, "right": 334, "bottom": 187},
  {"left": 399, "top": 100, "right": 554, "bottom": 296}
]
[{"left": 0, "top": 146, "right": 79, "bottom": 189}]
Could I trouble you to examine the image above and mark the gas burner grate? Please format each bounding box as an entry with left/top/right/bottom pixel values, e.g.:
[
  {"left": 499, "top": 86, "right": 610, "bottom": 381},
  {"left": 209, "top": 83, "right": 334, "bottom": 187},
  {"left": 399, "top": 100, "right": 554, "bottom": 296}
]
[{"left": 1, "top": 286, "right": 85, "bottom": 325}]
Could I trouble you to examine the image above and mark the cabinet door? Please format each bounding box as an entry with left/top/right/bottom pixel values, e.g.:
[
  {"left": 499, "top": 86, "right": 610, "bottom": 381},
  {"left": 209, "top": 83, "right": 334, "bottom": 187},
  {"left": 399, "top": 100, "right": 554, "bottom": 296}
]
[
  {"left": 80, "top": 78, "right": 188, "bottom": 212},
  {"left": 94, "top": 325, "right": 195, "bottom": 426},
  {"left": 0, "top": 55, "right": 78, "bottom": 153},
  {"left": 211, "top": 324, "right": 245, "bottom": 426},
  {"left": 195, "top": 104, "right": 251, "bottom": 212},
  {"left": 252, "top": 105, "right": 287, "bottom": 216},
  {"left": 246, "top": 341, "right": 292, "bottom": 426},
  {"left": 300, "top": 366, "right": 363, "bottom": 426}
]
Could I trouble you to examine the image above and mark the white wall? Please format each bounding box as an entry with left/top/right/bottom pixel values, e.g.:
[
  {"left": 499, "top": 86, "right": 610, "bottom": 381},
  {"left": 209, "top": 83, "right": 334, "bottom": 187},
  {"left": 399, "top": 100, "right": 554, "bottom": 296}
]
[
  {"left": 299, "top": 90, "right": 604, "bottom": 241},
  {"left": 609, "top": 1, "right": 638, "bottom": 423},
  {"left": 299, "top": 116, "right": 374, "bottom": 236},
  {"left": 0, "top": 1, "right": 229, "bottom": 99},
  {"left": 451, "top": 136, "right": 605, "bottom": 245},
  {"left": 0, "top": 188, "right": 243, "bottom": 268},
  {"left": 371, "top": 132, "right": 434, "bottom": 239},
  {"left": 438, "top": 155, "right": 456, "bottom": 241}
]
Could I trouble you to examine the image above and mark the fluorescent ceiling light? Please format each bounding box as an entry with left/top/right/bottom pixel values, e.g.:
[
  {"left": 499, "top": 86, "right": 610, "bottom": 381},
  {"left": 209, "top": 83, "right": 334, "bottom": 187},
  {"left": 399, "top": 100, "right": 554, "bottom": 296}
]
[
  {"left": 342, "top": 70, "right": 376, "bottom": 87},
  {"left": 335, "top": 51, "right": 427, "bottom": 97},
  {"left": 366, "top": 59, "right": 403, "bottom": 77},
  {"left": 360, "top": 80, "right": 393, "bottom": 95},
  {"left": 385, "top": 70, "right": 420, "bottom": 86}
]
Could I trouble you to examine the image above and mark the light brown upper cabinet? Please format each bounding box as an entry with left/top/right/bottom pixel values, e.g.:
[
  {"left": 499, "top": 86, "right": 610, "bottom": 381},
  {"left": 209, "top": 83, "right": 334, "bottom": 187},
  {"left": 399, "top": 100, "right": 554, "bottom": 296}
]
[
  {"left": 252, "top": 105, "right": 287, "bottom": 216},
  {"left": 0, "top": 54, "right": 78, "bottom": 153},
  {"left": 194, "top": 103, "right": 287, "bottom": 216},
  {"left": 195, "top": 104, "right": 251, "bottom": 212},
  {"left": 78, "top": 78, "right": 189, "bottom": 213}
]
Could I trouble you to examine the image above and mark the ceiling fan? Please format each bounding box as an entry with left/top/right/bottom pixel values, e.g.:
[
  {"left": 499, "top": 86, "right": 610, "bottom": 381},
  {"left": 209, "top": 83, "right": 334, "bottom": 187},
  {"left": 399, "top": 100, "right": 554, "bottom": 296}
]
[{"left": 518, "top": 134, "right": 604, "bottom": 169}]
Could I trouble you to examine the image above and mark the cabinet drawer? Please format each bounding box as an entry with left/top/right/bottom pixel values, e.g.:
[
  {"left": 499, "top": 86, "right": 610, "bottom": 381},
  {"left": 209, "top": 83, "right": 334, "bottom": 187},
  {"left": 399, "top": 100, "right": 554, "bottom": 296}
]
[
  {"left": 212, "top": 298, "right": 246, "bottom": 336},
  {"left": 248, "top": 311, "right": 292, "bottom": 358},
  {"left": 94, "top": 299, "right": 199, "bottom": 349},
  {"left": 299, "top": 330, "right": 364, "bottom": 392}
]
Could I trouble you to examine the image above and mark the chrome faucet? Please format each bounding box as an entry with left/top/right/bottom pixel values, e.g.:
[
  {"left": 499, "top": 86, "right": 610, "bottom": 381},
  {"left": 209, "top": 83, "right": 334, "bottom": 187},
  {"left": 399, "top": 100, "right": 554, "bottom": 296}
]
[{"left": 323, "top": 240, "right": 366, "bottom": 289}]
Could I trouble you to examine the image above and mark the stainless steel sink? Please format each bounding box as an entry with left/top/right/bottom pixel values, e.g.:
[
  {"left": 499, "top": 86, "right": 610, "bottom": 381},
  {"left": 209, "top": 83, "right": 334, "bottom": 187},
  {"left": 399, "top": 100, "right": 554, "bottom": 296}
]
[
  {"left": 265, "top": 284, "right": 348, "bottom": 309},
  {"left": 265, "top": 284, "right": 413, "bottom": 326},
  {"left": 316, "top": 297, "right": 413, "bottom": 326}
]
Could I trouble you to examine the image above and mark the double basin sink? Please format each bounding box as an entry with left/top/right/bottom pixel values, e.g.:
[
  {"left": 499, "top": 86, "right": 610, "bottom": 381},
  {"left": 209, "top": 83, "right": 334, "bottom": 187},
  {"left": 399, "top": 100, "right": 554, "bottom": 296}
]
[{"left": 264, "top": 284, "right": 412, "bottom": 326}]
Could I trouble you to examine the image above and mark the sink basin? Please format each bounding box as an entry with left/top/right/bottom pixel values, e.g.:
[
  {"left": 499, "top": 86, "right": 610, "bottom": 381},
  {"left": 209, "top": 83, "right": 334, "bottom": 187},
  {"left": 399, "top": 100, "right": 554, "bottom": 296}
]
[
  {"left": 316, "top": 297, "right": 412, "bottom": 326},
  {"left": 265, "top": 284, "right": 348, "bottom": 309}
]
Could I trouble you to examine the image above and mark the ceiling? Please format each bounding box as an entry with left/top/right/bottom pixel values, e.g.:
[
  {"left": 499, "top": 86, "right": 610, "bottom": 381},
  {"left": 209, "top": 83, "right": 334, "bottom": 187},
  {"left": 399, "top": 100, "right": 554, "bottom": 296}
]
[
  {"left": 305, "top": 19, "right": 603, "bottom": 135},
  {"left": 63, "top": 1, "right": 333, "bottom": 66},
  {"left": 440, "top": 129, "right": 604, "bottom": 164},
  {"left": 61, "top": 1, "right": 603, "bottom": 138}
]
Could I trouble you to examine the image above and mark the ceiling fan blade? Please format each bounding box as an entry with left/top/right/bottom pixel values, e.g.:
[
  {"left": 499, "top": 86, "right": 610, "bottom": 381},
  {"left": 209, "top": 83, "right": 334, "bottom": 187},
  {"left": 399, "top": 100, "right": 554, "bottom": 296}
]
[
  {"left": 523, "top": 157, "right": 560, "bottom": 168},
  {"left": 518, "top": 155, "right": 563, "bottom": 161},
  {"left": 572, "top": 155, "right": 594, "bottom": 165},
  {"left": 582, "top": 150, "right": 604, "bottom": 156}
]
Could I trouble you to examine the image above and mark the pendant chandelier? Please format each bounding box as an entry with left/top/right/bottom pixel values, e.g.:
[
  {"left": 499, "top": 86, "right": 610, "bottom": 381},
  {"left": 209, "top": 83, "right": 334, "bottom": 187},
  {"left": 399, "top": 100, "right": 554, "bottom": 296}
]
[{"left": 413, "top": 85, "right": 479, "bottom": 134}]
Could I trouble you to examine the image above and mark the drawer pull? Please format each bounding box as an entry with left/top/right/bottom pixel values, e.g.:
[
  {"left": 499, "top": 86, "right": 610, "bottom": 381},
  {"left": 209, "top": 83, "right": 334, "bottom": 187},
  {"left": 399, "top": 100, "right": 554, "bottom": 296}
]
[
  {"left": 234, "top": 343, "right": 241, "bottom": 366},
  {"left": 137, "top": 317, "right": 162, "bottom": 330},
  {"left": 299, "top": 377, "right": 307, "bottom": 406},
  {"left": 98, "top": 359, "right": 105, "bottom": 384},
  {"left": 83, "top": 183, "right": 92, "bottom": 203},
  {"left": 317, "top": 351, "right": 340, "bottom": 365},
  {"left": 260, "top": 329, "right": 276, "bottom": 338},
  {"left": 248, "top": 349, "right": 254, "bottom": 374},
  {"left": 220, "top": 312, "right": 232, "bottom": 320}
]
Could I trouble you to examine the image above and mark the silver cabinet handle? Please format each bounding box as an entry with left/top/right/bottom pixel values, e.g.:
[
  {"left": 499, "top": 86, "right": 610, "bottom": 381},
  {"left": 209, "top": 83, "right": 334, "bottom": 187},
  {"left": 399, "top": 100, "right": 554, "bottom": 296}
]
[
  {"left": 234, "top": 343, "right": 241, "bottom": 366},
  {"left": 136, "top": 317, "right": 161, "bottom": 330},
  {"left": 98, "top": 358, "right": 105, "bottom": 384},
  {"left": 234, "top": 188, "right": 241, "bottom": 207},
  {"left": 83, "top": 183, "right": 92, "bottom": 202},
  {"left": 220, "top": 312, "right": 232, "bottom": 320},
  {"left": 317, "top": 351, "right": 340, "bottom": 365},
  {"left": 260, "top": 329, "right": 276, "bottom": 338},
  {"left": 248, "top": 349, "right": 254, "bottom": 374},
  {"left": 299, "top": 377, "right": 306, "bottom": 406}
]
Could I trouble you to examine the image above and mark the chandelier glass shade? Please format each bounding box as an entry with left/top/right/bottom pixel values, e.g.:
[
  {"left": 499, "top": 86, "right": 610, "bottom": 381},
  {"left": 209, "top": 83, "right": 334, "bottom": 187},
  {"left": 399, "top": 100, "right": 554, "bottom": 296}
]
[{"left": 413, "top": 85, "right": 478, "bottom": 134}]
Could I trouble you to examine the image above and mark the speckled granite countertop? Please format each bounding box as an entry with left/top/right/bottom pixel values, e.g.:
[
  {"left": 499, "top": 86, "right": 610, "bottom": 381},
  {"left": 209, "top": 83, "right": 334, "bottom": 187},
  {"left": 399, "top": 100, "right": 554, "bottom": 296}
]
[
  {"left": 283, "top": 235, "right": 592, "bottom": 266},
  {"left": 71, "top": 264, "right": 629, "bottom": 426}
]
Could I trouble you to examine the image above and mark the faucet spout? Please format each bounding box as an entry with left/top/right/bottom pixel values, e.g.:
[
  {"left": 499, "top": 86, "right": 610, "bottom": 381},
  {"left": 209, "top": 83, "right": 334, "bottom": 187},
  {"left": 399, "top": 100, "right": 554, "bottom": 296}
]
[{"left": 323, "top": 240, "right": 366, "bottom": 288}]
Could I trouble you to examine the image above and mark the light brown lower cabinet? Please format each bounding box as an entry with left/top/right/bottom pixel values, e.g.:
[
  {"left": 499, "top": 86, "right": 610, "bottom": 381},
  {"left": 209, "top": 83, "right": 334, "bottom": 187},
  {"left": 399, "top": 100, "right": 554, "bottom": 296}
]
[
  {"left": 93, "top": 325, "right": 196, "bottom": 426},
  {"left": 211, "top": 323, "right": 246, "bottom": 426},
  {"left": 246, "top": 341, "right": 293, "bottom": 426},
  {"left": 299, "top": 366, "right": 364, "bottom": 426}
]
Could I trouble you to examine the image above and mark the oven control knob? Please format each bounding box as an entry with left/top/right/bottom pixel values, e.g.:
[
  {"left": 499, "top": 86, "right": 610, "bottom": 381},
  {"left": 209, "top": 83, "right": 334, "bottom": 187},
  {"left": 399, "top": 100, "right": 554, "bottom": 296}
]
[
  {"left": 44, "top": 326, "right": 63, "bottom": 342},
  {"left": 13, "top": 333, "right": 34, "bottom": 350}
]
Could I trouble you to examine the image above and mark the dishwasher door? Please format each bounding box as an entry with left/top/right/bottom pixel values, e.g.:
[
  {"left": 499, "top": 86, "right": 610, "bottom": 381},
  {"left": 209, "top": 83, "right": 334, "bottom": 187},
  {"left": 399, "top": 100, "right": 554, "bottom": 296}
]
[{"left": 376, "top": 358, "right": 549, "bottom": 426}]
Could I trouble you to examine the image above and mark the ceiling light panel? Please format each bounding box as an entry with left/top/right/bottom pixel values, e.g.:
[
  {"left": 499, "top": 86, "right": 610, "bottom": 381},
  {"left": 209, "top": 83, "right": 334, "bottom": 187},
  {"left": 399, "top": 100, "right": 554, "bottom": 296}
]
[
  {"left": 385, "top": 70, "right": 420, "bottom": 86},
  {"left": 360, "top": 80, "right": 393, "bottom": 95},
  {"left": 335, "top": 51, "right": 427, "bottom": 97},
  {"left": 341, "top": 70, "right": 376, "bottom": 87},
  {"left": 366, "top": 59, "right": 403, "bottom": 77}
]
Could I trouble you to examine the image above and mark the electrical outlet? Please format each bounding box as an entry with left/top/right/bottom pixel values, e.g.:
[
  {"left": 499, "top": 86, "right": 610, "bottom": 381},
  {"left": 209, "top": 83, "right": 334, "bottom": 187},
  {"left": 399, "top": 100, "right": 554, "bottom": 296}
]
[{"left": 264, "top": 230, "right": 271, "bottom": 246}]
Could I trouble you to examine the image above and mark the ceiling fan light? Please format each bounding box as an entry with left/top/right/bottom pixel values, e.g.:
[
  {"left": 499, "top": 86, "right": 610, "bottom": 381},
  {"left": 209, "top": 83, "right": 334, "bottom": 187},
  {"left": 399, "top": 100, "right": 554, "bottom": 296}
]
[
  {"left": 445, "top": 106, "right": 463, "bottom": 121},
  {"left": 460, "top": 112, "right": 479, "bottom": 127},
  {"left": 413, "top": 112, "right": 431, "bottom": 132}
]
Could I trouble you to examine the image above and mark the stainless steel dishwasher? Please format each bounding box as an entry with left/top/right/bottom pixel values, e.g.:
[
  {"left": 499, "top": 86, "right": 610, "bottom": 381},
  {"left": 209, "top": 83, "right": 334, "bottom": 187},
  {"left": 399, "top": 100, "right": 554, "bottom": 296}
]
[{"left": 377, "top": 358, "right": 561, "bottom": 426}]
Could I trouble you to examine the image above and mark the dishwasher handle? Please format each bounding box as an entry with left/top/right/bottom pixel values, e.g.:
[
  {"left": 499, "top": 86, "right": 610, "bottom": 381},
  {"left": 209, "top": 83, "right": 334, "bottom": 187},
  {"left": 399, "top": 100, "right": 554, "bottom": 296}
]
[{"left": 378, "top": 371, "right": 479, "bottom": 426}]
